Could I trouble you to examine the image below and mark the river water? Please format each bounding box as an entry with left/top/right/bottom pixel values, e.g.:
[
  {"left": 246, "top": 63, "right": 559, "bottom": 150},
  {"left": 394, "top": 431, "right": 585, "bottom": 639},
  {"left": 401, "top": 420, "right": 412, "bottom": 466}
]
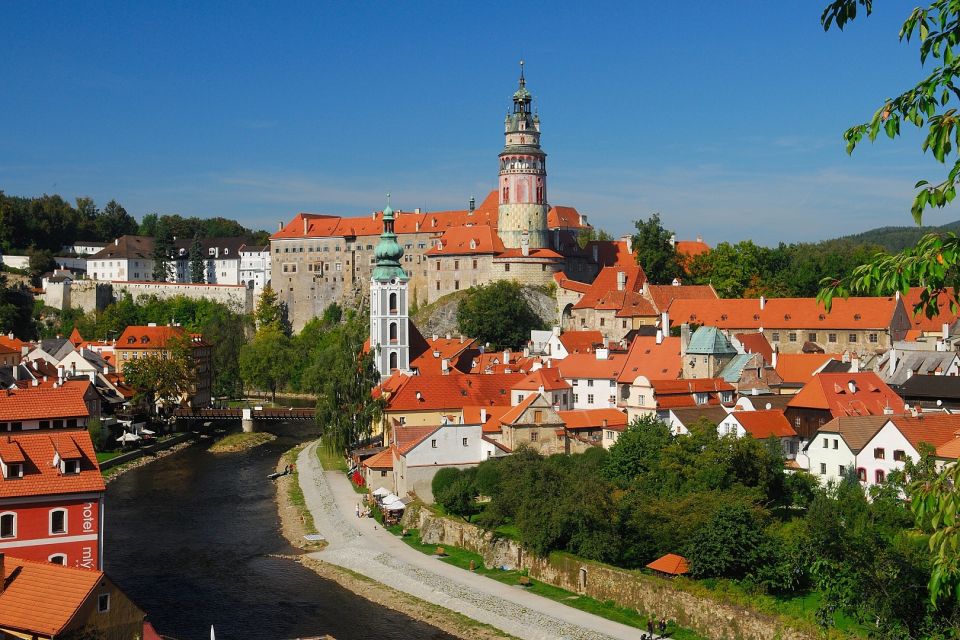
[{"left": 104, "top": 425, "right": 454, "bottom": 640}]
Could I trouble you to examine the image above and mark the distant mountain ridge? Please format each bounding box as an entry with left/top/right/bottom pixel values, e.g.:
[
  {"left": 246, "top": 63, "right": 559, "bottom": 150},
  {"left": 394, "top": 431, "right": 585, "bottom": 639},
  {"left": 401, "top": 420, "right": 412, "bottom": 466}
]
[{"left": 834, "top": 219, "right": 960, "bottom": 252}]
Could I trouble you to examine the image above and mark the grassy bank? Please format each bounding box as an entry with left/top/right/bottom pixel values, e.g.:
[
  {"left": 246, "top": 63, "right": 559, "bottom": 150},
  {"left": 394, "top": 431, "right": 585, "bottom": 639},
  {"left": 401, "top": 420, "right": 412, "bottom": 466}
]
[
  {"left": 386, "top": 525, "right": 707, "bottom": 640},
  {"left": 209, "top": 431, "right": 276, "bottom": 453},
  {"left": 283, "top": 444, "right": 317, "bottom": 535}
]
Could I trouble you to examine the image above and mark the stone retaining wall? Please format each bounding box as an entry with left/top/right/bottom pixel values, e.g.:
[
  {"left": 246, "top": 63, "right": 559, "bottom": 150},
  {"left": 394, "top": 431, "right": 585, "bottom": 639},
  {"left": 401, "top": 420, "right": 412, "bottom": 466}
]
[
  {"left": 406, "top": 506, "right": 818, "bottom": 640},
  {"left": 99, "top": 432, "right": 196, "bottom": 470}
]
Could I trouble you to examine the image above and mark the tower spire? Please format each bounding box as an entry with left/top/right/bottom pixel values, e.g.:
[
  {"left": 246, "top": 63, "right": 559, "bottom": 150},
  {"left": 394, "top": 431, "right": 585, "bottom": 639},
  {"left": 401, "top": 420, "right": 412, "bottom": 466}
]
[{"left": 519, "top": 59, "right": 525, "bottom": 87}]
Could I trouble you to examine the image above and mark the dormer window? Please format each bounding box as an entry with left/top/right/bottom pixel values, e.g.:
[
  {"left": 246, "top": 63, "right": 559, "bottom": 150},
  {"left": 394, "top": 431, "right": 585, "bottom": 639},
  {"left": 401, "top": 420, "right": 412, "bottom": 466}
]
[
  {"left": 127, "top": 337, "right": 136, "bottom": 344},
  {"left": 141, "top": 336, "right": 149, "bottom": 344},
  {"left": 4, "top": 463, "right": 23, "bottom": 479},
  {"left": 62, "top": 459, "right": 80, "bottom": 475},
  {"left": 208, "top": 248, "right": 216, "bottom": 256}
]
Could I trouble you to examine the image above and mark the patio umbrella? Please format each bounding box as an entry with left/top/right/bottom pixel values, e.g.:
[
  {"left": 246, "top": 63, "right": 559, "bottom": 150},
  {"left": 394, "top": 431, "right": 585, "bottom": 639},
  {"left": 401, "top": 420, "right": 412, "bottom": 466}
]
[
  {"left": 372, "top": 487, "right": 390, "bottom": 497},
  {"left": 139, "top": 428, "right": 155, "bottom": 435},
  {"left": 116, "top": 432, "right": 141, "bottom": 443}
]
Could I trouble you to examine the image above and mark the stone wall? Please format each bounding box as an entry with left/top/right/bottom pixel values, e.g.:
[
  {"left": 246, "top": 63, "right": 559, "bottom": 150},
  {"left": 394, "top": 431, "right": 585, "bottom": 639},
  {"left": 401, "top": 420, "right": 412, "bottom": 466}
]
[
  {"left": 407, "top": 507, "right": 817, "bottom": 640},
  {"left": 70, "top": 281, "right": 114, "bottom": 312},
  {"left": 112, "top": 281, "right": 252, "bottom": 313}
]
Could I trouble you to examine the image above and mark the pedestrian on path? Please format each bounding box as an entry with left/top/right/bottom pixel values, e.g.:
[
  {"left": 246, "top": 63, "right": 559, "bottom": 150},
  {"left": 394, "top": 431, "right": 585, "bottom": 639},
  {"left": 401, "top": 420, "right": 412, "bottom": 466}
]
[
  {"left": 647, "top": 618, "right": 654, "bottom": 636},
  {"left": 659, "top": 618, "right": 667, "bottom": 635}
]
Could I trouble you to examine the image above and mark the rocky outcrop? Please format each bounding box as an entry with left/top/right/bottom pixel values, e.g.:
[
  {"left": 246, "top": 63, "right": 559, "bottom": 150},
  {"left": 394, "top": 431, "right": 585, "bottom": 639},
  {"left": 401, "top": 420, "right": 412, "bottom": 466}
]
[{"left": 412, "top": 286, "right": 557, "bottom": 340}]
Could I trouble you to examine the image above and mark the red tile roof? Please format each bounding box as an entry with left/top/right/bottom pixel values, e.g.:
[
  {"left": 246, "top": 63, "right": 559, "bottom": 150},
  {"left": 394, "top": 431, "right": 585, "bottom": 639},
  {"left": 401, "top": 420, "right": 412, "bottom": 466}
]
[
  {"left": 0, "top": 382, "right": 92, "bottom": 422},
  {"left": 553, "top": 272, "right": 591, "bottom": 294},
  {"left": 0, "top": 556, "right": 109, "bottom": 637},
  {"left": 557, "top": 331, "right": 604, "bottom": 355},
  {"left": 498, "top": 393, "right": 542, "bottom": 425},
  {"left": 362, "top": 446, "right": 396, "bottom": 470},
  {"left": 463, "top": 405, "right": 513, "bottom": 434},
  {"left": 617, "top": 336, "right": 683, "bottom": 383},
  {"left": 426, "top": 226, "right": 504, "bottom": 256},
  {"left": 495, "top": 247, "right": 564, "bottom": 260},
  {"left": 774, "top": 353, "right": 841, "bottom": 384},
  {"left": 573, "top": 265, "right": 646, "bottom": 310},
  {"left": 512, "top": 367, "right": 571, "bottom": 391},
  {"left": 787, "top": 373, "right": 903, "bottom": 418},
  {"left": 0, "top": 336, "right": 30, "bottom": 353},
  {"left": 730, "top": 410, "right": 796, "bottom": 438},
  {"left": 558, "top": 408, "right": 628, "bottom": 431},
  {"left": 408, "top": 327, "right": 478, "bottom": 376},
  {"left": 647, "top": 378, "right": 735, "bottom": 409},
  {"left": 734, "top": 333, "right": 774, "bottom": 365},
  {"left": 556, "top": 352, "right": 629, "bottom": 380},
  {"left": 0, "top": 430, "right": 104, "bottom": 498},
  {"left": 668, "top": 296, "right": 903, "bottom": 330},
  {"left": 67, "top": 328, "right": 83, "bottom": 347},
  {"left": 386, "top": 372, "right": 521, "bottom": 412},
  {"left": 585, "top": 240, "right": 634, "bottom": 268},
  {"left": 646, "top": 553, "right": 690, "bottom": 575},
  {"left": 675, "top": 240, "right": 710, "bottom": 259},
  {"left": 646, "top": 284, "right": 719, "bottom": 314},
  {"left": 394, "top": 425, "right": 442, "bottom": 455},
  {"left": 116, "top": 325, "right": 187, "bottom": 349},
  {"left": 547, "top": 206, "right": 588, "bottom": 230},
  {"left": 903, "top": 287, "right": 960, "bottom": 333},
  {"left": 888, "top": 415, "right": 960, "bottom": 453}
]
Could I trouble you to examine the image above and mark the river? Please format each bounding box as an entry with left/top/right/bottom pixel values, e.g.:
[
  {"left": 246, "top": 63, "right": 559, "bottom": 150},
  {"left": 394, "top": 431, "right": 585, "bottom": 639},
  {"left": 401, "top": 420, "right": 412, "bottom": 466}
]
[{"left": 104, "top": 425, "right": 454, "bottom": 640}]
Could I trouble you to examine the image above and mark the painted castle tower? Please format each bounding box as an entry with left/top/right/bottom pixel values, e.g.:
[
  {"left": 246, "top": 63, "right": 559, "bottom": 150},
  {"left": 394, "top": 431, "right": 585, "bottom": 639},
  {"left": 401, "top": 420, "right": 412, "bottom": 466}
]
[
  {"left": 498, "top": 62, "right": 550, "bottom": 250},
  {"left": 370, "top": 201, "right": 411, "bottom": 377}
]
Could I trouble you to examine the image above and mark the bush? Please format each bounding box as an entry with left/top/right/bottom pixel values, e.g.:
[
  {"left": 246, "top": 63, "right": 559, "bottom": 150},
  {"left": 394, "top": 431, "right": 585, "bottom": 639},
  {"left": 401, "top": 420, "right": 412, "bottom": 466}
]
[{"left": 431, "top": 467, "right": 462, "bottom": 501}]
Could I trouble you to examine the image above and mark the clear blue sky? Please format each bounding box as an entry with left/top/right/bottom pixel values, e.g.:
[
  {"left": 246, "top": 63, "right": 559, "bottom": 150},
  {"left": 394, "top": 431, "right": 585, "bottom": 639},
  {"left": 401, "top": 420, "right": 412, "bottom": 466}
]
[{"left": 1, "top": 1, "right": 953, "bottom": 244}]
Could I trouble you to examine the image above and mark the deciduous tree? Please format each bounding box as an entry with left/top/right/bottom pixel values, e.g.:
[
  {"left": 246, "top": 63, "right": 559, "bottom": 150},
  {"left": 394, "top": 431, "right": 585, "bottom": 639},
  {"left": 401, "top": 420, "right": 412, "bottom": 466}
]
[
  {"left": 631, "top": 213, "right": 682, "bottom": 284},
  {"left": 457, "top": 280, "right": 546, "bottom": 349}
]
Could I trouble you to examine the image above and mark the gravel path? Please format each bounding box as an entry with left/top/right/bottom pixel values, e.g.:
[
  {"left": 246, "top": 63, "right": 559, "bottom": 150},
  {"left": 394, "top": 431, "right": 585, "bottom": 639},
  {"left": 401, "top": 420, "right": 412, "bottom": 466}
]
[{"left": 297, "top": 441, "right": 663, "bottom": 640}]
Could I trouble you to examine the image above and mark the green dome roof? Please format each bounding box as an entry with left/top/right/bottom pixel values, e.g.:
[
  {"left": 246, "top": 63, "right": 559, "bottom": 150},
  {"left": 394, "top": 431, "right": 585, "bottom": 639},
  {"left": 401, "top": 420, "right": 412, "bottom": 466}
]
[
  {"left": 686, "top": 326, "right": 737, "bottom": 355},
  {"left": 372, "top": 202, "right": 408, "bottom": 282}
]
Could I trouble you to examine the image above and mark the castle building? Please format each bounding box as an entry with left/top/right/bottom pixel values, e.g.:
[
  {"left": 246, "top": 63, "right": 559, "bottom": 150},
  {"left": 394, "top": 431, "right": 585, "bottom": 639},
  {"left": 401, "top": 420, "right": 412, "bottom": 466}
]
[{"left": 370, "top": 203, "right": 412, "bottom": 378}]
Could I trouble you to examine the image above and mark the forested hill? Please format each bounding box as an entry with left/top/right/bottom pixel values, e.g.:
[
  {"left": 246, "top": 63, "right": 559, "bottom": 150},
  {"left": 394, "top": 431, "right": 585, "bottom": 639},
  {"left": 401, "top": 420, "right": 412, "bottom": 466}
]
[{"left": 833, "top": 219, "right": 960, "bottom": 252}]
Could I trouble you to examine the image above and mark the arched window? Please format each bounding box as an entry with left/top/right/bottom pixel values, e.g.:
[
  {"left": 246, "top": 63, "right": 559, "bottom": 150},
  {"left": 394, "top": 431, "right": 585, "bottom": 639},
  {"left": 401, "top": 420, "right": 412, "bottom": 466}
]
[
  {"left": 50, "top": 508, "right": 67, "bottom": 535},
  {"left": 389, "top": 322, "right": 398, "bottom": 342},
  {"left": 48, "top": 553, "right": 66, "bottom": 565},
  {"left": 857, "top": 467, "right": 867, "bottom": 482},
  {"left": 0, "top": 512, "right": 15, "bottom": 538},
  {"left": 389, "top": 351, "right": 398, "bottom": 370},
  {"left": 389, "top": 292, "right": 397, "bottom": 314}
]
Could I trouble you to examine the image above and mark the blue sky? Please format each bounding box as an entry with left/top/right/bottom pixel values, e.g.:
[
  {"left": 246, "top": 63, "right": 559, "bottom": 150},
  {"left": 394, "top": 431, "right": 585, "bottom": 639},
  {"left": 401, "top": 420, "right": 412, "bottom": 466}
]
[{"left": 1, "top": 1, "right": 954, "bottom": 244}]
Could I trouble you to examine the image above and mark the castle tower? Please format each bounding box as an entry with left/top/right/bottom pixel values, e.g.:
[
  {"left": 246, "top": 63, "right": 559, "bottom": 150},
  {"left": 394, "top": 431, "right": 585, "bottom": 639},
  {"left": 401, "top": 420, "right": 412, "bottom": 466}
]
[
  {"left": 370, "top": 201, "right": 411, "bottom": 378},
  {"left": 498, "top": 62, "right": 550, "bottom": 249}
]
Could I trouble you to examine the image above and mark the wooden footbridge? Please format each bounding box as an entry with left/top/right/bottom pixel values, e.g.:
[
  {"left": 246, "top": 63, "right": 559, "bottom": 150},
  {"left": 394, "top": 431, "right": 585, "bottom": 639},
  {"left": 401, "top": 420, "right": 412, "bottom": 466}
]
[{"left": 173, "top": 407, "right": 316, "bottom": 431}]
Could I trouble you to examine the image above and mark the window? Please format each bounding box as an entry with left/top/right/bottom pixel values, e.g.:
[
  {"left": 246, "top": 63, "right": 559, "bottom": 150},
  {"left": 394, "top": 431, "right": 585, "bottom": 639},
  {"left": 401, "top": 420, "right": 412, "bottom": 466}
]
[
  {"left": 5, "top": 463, "right": 22, "bottom": 479},
  {"left": 695, "top": 393, "right": 708, "bottom": 405},
  {"left": 869, "top": 333, "right": 879, "bottom": 343},
  {"left": 587, "top": 380, "right": 594, "bottom": 387},
  {"left": 828, "top": 333, "right": 837, "bottom": 343},
  {"left": 431, "top": 439, "right": 437, "bottom": 448},
  {"left": 462, "top": 438, "right": 468, "bottom": 447},
  {"left": 573, "top": 394, "right": 579, "bottom": 403},
  {"left": 533, "top": 410, "right": 543, "bottom": 423},
  {"left": 839, "top": 465, "right": 846, "bottom": 476},
  {"left": 53, "top": 419, "right": 63, "bottom": 429},
  {"left": 389, "top": 352, "right": 398, "bottom": 370},
  {"left": 455, "top": 280, "right": 460, "bottom": 290},
  {"left": 820, "top": 463, "right": 827, "bottom": 475},
  {"left": 771, "top": 332, "right": 780, "bottom": 342},
  {"left": 48, "top": 554, "right": 66, "bottom": 565},
  {"left": 39, "top": 420, "right": 50, "bottom": 429},
  {"left": 473, "top": 259, "right": 478, "bottom": 269},
  {"left": 823, "top": 438, "right": 829, "bottom": 448},
  {"left": 875, "top": 469, "right": 886, "bottom": 484},
  {"left": 587, "top": 394, "right": 594, "bottom": 404},
  {"left": 454, "top": 260, "right": 459, "bottom": 270},
  {"left": 857, "top": 467, "right": 867, "bottom": 482},
  {"left": 504, "top": 264, "right": 510, "bottom": 272},
  {"left": 389, "top": 322, "right": 398, "bottom": 342},
  {"left": 794, "top": 416, "right": 800, "bottom": 428},
  {"left": 50, "top": 508, "right": 67, "bottom": 535},
  {"left": 848, "top": 333, "right": 857, "bottom": 343},
  {"left": 789, "top": 332, "right": 797, "bottom": 342},
  {"left": 808, "top": 333, "right": 817, "bottom": 342},
  {"left": 893, "top": 449, "right": 906, "bottom": 462},
  {"left": 389, "top": 293, "right": 397, "bottom": 313},
  {"left": 833, "top": 439, "right": 838, "bottom": 450},
  {"left": 63, "top": 459, "right": 80, "bottom": 474},
  {"left": 435, "top": 262, "right": 441, "bottom": 271},
  {"left": 98, "top": 594, "right": 110, "bottom": 613},
  {"left": 380, "top": 470, "right": 387, "bottom": 477},
  {"left": 599, "top": 317, "right": 605, "bottom": 327},
  {"left": 530, "top": 431, "right": 538, "bottom": 442},
  {"left": 0, "top": 512, "right": 15, "bottom": 538},
  {"left": 874, "top": 447, "right": 885, "bottom": 460}
]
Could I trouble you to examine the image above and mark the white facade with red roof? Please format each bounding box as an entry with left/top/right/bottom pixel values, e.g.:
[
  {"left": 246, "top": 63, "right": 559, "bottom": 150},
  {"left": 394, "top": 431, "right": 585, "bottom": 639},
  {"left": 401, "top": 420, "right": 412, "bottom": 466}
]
[
  {"left": 0, "top": 381, "right": 95, "bottom": 431},
  {"left": 717, "top": 410, "right": 800, "bottom": 459},
  {"left": 0, "top": 429, "right": 105, "bottom": 570}
]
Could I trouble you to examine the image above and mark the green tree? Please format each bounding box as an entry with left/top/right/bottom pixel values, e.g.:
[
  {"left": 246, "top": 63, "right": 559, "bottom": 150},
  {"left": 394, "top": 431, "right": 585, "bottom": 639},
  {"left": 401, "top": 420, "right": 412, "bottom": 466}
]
[
  {"left": 576, "top": 226, "right": 613, "bottom": 249},
  {"left": 686, "top": 504, "right": 771, "bottom": 580},
  {"left": 631, "top": 213, "right": 682, "bottom": 284},
  {"left": 189, "top": 234, "right": 205, "bottom": 283},
  {"left": 254, "top": 283, "right": 289, "bottom": 333},
  {"left": 456, "top": 280, "right": 546, "bottom": 349},
  {"left": 123, "top": 336, "right": 193, "bottom": 415},
  {"left": 27, "top": 248, "right": 57, "bottom": 280},
  {"left": 152, "top": 229, "right": 173, "bottom": 282},
  {"left": 239, "top": 323, "right": 292, "bottom": 402},
  {"left": 96, "top": 199, "right": 138, "bottom": 240},
  {"left": 603, "top": 414, "right": 672, "bottom": 486}
]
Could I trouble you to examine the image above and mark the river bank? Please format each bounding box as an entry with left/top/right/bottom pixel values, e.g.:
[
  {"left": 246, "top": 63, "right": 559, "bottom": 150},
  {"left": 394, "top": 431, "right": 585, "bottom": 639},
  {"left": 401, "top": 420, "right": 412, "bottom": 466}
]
[
  {"left": 273, "top": 443, "right": 515, "bottom": 640},
  {"left": 103, "top": 439, "right": 196, "bottom": 483}
]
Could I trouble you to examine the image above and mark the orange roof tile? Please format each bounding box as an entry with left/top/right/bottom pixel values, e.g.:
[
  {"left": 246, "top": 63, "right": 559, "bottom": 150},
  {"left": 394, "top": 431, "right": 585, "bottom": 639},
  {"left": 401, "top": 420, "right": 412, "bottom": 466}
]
[
  {"left": 573, "top": 265, "right": 646, "bottom": 311},
  {"left": 408, "top": 326, "right": 478, "bottom": 376},
  {"left": 774, "top": 353, "right": 841, "bottom": 383},
  {"left": 617, "top": 336, "right": 683, "bottom": 383},
  {"left": 394, "top": 425, "right": 442, "bottom": 455},
  {"left": 734, "top": 333, "right": 774, "bottom": 364},
  {"left": 787, "top": 373, "right": 903, "bottom": 418},
  {"left": 889, "top": 415, "right": 960, "bottom": 453},
  {"left": 647, "top": 378, "right": 735, "bottom": 410},
  {"left": 903, "top": 287, "right": 960, "bottom": 333},
  {"left": 67, "top": 328, "right": 83, "bottom": 347},
  {"left": 463, "top": 405, "right": 513, "bottom": 434},
  {"left": 558, "top": 408, "right": 628, "bottom": 430},
  {"left": 558, "top": 331, "right": 604, "bottom": 355},
  {"left": 116, "top": 325, "right": 187, "bottom": 349},
  {"left": 556, "top": 351, "right": 629, "bottom": 380},
  {"left": 426, "top": 225, "right": 504, "bottom": 256},
  {"left": 646, "top": 553, "right": 690, "bottom": 575},
  {"left": 675, "top": 240, "right": 710, "bottom": 259},
  {"left": 363, "top": 446, "right": 396, "bottom": 470},
  {"left": 512, "top": 367, "right": 571, "bottom": 392},
  {"left": 0, "top": 382, "right": 92, "bottom": 422},
  {"left": 0, "top": 430, "right": 104, "bottom": 499},
  {"left": 730, "top": 410, "right": 796, "bottom": 438},
  {"left": 386, "top": 372, "right": 521, "bottom": 412},
  {"left": 935, "top": 436, "right": 960, "bottom": 459},
  {"left": 585, "top": 240, "right": 634, "bottom": 268},
  {"left": 547, "top": 206, "right": 588, "bottom": 230},
  {"left": 646, "top": 284, "right": 718, "bottom": 314},
  {"left": 0, "top": 556, "right": 108, "bottom": 637},
  {"left": 668, "top": 296, "right": 903, "bottom": 330},
  {"left": 0, "top": 336, "right": 30, "bottom": 353},
  {"left": 553, "top": 271, "right": 591, "bottom": 294},
  {"left": 498, "top": 393, "right": 542, "bottom": 425}
]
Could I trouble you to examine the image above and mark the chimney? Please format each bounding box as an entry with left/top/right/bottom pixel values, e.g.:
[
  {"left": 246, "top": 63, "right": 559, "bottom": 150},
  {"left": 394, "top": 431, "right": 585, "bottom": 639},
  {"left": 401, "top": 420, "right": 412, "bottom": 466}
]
[
  {"left": 114, "top": 238, "right": 119, "bottom": 246},
  {"left": 523, "top": 346, "right": 530, "bottom": 357},
  {"left": 480, "top": 408, "right": 487, "bottom": 423},
  {"left": 669, "top": 234, "right": 676, "bottom": 248},
  {"left": 660, "top": 310, "right": 670, "bottom": 332},
  {"left": 552, "top": 325, "right": 560, "bottom": 336},
  {"left": 772, "top": 345, "right": 778, "bottom": 368},
  {"left": 415, "top": 207, "right": 422, "bottom": 214},
  {"left": 884, "top": 402, "right": 894, "bottom": 415},
  {"left": 944, "top": 322, "right": 951, "bottom": 342},
  {"left": 616, "top": 271, "right": 626, "bottom": 291},
  {"left": 278, "top": 221, "right": 283, "bottom": 231},
  {"left": 103, "top": 365, "right": 109, "bottom": 375},
  {"left": 469, "top": 196, "right": 476, "bottom": 213},
  {"left": 850, "top": 353, "right": 860, "bottom": 373},
  {"left": 642, "top": 281, "right": 649, "bottom": 296},
  {"left": 303, "top": 218, "right": 309, "bottom": 235},
  {"left": 656, "top": 329, "right": 664, "bottom": 345},
  {"left": 57, "top": 365, "right": 64, "bottom": 383},
  {"left": 521, "top": 232, "right": 530, "bottom": 257},
  {"left": 759, "top": 295, "right": 766, "bottom": 310},
  {"left": 842, "top": 351, "right": 850, "bottom": 364},
  {"left": 595, "top": 347, "right": 609, "bottom": 360},
  {"left": 621, "top": 235, "right": 633, "bottom": 254},
  {"left": 503, "top": 350, "right": 510, "bottom": 364},
  {"left": 441, "top": 358, "right": 450, "bottom": 374},
  {"left": 888, "top": 348, "right": 898, "bottom": 376},
  {"left": 680, "top": 323, "right": 691, "bottom": 355}
]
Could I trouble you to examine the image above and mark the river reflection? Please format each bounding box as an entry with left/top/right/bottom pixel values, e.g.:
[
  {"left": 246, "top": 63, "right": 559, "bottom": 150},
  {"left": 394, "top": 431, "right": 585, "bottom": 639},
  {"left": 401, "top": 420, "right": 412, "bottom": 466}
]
[{"left": 104, "top": 425, "right": 454, "bottom": 640}]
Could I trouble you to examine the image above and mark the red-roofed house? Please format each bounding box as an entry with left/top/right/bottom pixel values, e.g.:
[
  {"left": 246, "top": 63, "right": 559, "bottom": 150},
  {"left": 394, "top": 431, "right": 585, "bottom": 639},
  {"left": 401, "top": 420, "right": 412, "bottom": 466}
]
[
  {"left": 383, "top": 372, "right": 522, "bottom": 429},
  {"left": 718, "top": 410, "right": 800, "bottom": 460},
  {"left": 511, "top": 367, "right": 571, "bottom": 408},
  {"left": 0, "top": 554, "right": 146, "bottom": 640},
  {"left": 556, "top": 350, "right": 630, "bottom": 410},
  {"left": 667, "top": 296, "right": 911, "bottom": 354},
  {"left": 0, "top": 381, "right": 96, "bottom": 431},
  {"left": 624, "top": 376, "right": 735, "bottom": 422},
  {"left": 551, "top": 330, "right": 604, "bottom": 358},
  {"left": 115, "top": 325, "right": 212, "bottom": 408},
  {"left": 774, "top": 353, "right": 842, "bottom": 390},
  {"left": 857, "top": 415, "right": 960, "bottom": 486},
  {"left": 785, "top": 372, "right": 904, "bottom": 440},
  {"left": 558, "top": 408, "right": 628, "bottom": 449},
  {"left": 496, "top": 393, "right": 568, "bottom": 455},
  {"left": 0, "top": 430, "right": 105, "bottom": 569}
]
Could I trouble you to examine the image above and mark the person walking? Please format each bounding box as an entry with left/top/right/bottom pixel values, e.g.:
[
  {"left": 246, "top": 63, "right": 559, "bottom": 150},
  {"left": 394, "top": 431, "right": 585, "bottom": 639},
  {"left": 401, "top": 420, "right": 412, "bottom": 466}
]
[
  {"left": 659, "top": 617, "right": 667, "bottom": 635},
  {"left": 647, "top": 618, "right": 654, "bottom": 636}
]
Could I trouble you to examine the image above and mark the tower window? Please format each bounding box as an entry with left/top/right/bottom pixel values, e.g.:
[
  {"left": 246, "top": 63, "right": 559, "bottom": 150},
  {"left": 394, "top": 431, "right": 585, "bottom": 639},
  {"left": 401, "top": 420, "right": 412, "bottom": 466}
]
[
  {"left": 389, "top": 322, "right": 398, "bottom": 342},
  {"left": 389, "top": 292, "right": 397, "bottom": 313},
  {"left": 389, "top": 352, "right": 398, "bottom": 370}
]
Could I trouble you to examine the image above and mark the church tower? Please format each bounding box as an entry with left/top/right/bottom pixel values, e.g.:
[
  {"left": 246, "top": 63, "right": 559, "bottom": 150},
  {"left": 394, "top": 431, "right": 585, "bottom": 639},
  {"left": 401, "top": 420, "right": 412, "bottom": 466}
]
[
  {"left": 370, "top": 201, "right": 411, "bottom": 378},
  {"left": 498, "top": 62, "right": 550, "bottom": 250}
]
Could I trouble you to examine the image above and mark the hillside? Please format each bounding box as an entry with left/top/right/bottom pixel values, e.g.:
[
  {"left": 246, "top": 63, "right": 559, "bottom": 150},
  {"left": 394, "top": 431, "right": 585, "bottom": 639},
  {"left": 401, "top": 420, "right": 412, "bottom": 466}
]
[
  {"left": 833, "top": 219, "right": 960, "bottom": 252},
  {"left": 412, "top": 286, "right": 557, "bottom": 339}
]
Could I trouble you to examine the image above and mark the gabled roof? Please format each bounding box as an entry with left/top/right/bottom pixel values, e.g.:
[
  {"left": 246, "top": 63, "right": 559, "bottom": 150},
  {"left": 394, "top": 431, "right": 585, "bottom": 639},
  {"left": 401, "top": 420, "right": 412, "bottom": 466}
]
[
  {"left": 774, "top": 353, "right": 840, "bottom": 384},
  {"left": 362, "top": 446, "right": 396, "bottom": 469},
  {"left": 647, "top": 378, "right": 735, "bottom": 409},
  {"left": 463, "top": 405, "right": 513, "bottom": 434},
  {"left": 512, "top": 367, "right": 571, "bottom": 392},
  {"left": 386, "top": 372, "right": 521, "bottom": 412},
  {"left": 888, "top": 415, "right": 960, "bottom": 453},
  {"left": 675, "top": 240, "right": 710, "bottom": 259},
  {"left": 877, "top": 350, "right": 958, "bottom": 386},
  {"left": 668, "top": 296, "right": 903, "bottom": 330},
  {"left": 669, "top": 406, "right": 730, "bottom": 428},
  {"left": 685, "top": 326, "right": 736, "bottom": 355},
  {"left": 903, "top": 287, "right": 960, "bottom": 333},
  {"left": 719, "top": 353, "right": 756, "bottom": 383},
  {"left": 88, "top": 235, "right": 154, "bottom": 261},
  {"left": 558, "top": 408, "right": 628, "bottom": 431},
  {"left": 788, "top": 372, "right": 903, "bottom": 418},
  {"left": 730, "top": 410, "right": 796, "bottom": 439},
  {"left": 0, "top": 381, "right": 92, "bottom": 421},
  {"left": 818, "top": 416, "right": 893, "bottom": 453},
  {"left": 557, "top": 331, "right": 604, "bottom": 355},
  {"left": 734, "top": 332, "right": 774, "bottom": 364},
  {"left": 617, "top": 336, "right": 683, "bottom": 383},
  {"left": 899, "top": 373, "right": 960, "bottom": 399},
  {"left": 557, "top": 351, "right": 629, "bottom": 380},
  {"left": 426, "top": 225, "right": 504, "bottom": 256},
  {"left": 407, "top": 325, "right": 478, "bottom": 376},
  {"left": 0, "top": 429, "right": 104, "bottom": 498},
  {"left": 67, "top": 327, "right": 83, "bottom": 347},
  {"left": 572, "top": 265, "right": 646, "bottom": 311},
  {"left": 646, "top": 553, "right": 689, "bottom": 575},
  {"left": 116, "top": 325, "right": 186, "bottom": 349},
  {"left": 394, "top": 425, "right": 442, "bottom": 455},
  {"left": 0, "top": 336, "right": 31, "bottom": 353},
  {"left": 646, "top": 284, "right": 718, "bottom": 313},
  {"left": 498, "top": 393, "right": 545, "bottom": 426},
  {"left": 553, "top": 272, "right": 591, "bottom": 294},
  {"left": 584, "top": 239, "right": 634, "bottom": 268},
  {"left": 546, "top": 206, "right": 588, "bottom": 230},
  {"left": 0, "top": 556, "right": 116, "bottom": 637}
]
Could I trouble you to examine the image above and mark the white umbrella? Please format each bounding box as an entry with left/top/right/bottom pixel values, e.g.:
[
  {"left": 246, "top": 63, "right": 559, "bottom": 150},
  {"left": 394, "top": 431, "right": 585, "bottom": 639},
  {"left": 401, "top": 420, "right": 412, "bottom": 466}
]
[
  {"left": 116, "top": 432, "right": 141, "bottom": 443},
  {"left": 139, "top": 428, "right": 155, "bottom": 436},
  {"left": 372, "top": 487, "right": 390, "bottom": 497},
  {"left": 382, "top": 493, "right": 400, "bottom": 503},
  {"left": 383, "top": 501, "right": 405, "bottom": 511}
]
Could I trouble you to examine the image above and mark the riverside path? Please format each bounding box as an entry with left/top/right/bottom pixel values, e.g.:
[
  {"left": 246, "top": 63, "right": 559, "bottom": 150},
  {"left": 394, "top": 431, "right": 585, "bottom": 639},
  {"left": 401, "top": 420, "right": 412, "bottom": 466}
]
[{"left": 298, "top": 441, "right": 671, "bottom": 640}]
